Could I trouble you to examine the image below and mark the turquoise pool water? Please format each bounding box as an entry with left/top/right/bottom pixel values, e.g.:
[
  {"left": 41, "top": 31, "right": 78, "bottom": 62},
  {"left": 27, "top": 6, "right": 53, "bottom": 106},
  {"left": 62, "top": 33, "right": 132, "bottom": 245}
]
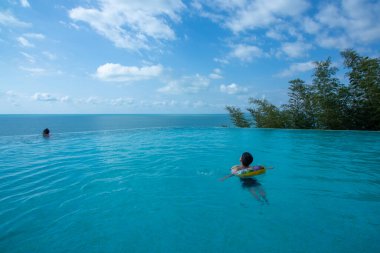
[{"left": 0, "top": 116, "right": 379, "bottom": 252}]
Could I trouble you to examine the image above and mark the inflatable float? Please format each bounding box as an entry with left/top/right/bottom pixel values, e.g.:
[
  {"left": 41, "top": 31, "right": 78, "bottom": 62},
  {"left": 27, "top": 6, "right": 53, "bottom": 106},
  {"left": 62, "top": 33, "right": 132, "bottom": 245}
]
[{"left": 231, "top": 165, "right": 266, "bottom": 178}]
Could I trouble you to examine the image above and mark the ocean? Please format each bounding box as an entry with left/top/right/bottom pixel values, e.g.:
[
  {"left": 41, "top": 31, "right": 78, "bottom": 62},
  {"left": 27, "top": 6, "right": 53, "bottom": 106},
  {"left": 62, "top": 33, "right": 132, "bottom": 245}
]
[{"left": 0, "top": 114, "right": 379, "bottom": 252}]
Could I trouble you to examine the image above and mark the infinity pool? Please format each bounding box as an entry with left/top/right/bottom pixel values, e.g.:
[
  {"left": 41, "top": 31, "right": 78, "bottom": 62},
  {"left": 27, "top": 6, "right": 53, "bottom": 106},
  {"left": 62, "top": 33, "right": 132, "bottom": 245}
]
[{"left": 1, "top": 127, "right": 379, "bottom": 252}]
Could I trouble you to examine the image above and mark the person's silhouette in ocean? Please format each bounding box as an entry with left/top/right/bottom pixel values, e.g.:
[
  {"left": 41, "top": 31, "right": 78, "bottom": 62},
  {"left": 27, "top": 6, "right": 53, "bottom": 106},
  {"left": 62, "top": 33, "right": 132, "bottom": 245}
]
[
  {"left": 220, "top": 152, "right": 269, "bottom": 204},
  {"left": 42, "top": 128, "right": 50, "bottom": 138}
]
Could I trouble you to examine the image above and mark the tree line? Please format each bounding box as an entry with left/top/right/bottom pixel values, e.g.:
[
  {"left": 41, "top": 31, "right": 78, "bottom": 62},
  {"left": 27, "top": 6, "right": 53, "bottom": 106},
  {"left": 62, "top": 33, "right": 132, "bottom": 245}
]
[{"left": 226, "top": 49, "right": 380, "bottom": 130}]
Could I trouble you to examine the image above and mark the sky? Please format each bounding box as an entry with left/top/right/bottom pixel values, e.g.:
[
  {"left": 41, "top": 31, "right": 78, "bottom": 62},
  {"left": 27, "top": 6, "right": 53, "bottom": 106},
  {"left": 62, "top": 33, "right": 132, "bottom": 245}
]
[{"left": 1, "top": 0, "right": 379, "bottom": 114}]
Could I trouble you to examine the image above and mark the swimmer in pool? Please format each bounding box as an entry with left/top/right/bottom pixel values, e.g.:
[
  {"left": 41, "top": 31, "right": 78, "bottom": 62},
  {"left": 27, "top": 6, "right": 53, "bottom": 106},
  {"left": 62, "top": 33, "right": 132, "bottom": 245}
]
[
  {"left": 220, "top": 152, "right": 256, "bottom": 181},
  {"left": 220, "top": 152, "right": 269, "bottom": 204},
  {"left": 42, "top": 128, "right": 50, "bottom": 138}
]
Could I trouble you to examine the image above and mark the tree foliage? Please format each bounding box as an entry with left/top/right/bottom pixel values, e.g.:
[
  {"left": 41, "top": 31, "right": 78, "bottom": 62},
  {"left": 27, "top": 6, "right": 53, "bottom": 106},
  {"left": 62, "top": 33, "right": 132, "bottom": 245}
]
[
  {"left": 226, "top": 50, "right": 380, "bottom": 131},
  {"left": 247, "top": 98, "right": 286, "bottom": 128},
  {"left": 341, "top": 49, "right": 380, "bottom": 130},
  {"left": 284, "top": 78, "right": 315, "bottom": 129},
  {"left": 225, "top": 106, "right": 250, "bottom": 128}
]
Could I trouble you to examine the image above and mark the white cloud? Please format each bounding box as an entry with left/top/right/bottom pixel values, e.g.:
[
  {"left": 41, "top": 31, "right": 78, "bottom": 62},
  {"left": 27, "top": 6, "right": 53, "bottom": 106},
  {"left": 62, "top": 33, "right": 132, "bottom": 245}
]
[
  {"left": 277, "top": 61, "right": 315, "bottom": 77},
  {"left": 302, "top": 17, "right": 320, "bottom": 34},
  {"left": 70, "top": 96, "right": 135, "bottom": 106},
  {"left": 209, "top": 68, "right": 223, "bottom": 79},
  {"left": 5, "top": 90, "right": 20, "bottom": 98},
  {"left": 199, "top": 0, "right": 309, "bottom": 33},
  {"left": 20, "top": 0, "right": 30, "bottom": 8},
  {"left": 69, "top": 0, "right": 185, "bottom": 50},
  {"left": 315, "top": 35, "right": 351, "bottom": 50},
  {"left": 158, "top": 74, "right": 210, "bottom": 94},
  {"left": 84, "top": 96, "right": 101, "bottom": 104},
  {"left": 266, "top": 29, "right": 285, "bottom": 40},
  {"left": 24, "top": 33, "right": 45, "bottom": 40},
  {"left": 0, "top": 11, "right": 31, "bottom": 27},
  {"left": 43, "top": 51, "right": 57, "bottom": 60},
  {"left": 32, "top": 93, "right": 59, "bottom": 102},
  {"left": 19, "top": 66, "right": 46, "bottom": 75},
  {"left": 230, "top": 44, "right": 264, "bottom": 62},
  {"left": 95, "top": 63, "right": 163, "bottom": 82},
  {"left": 192, "top": 100, "right": 206, "bottom": 108},
  {"left": 60, "top": 96, "right": 71, "bottom": 103},
  {"left": 220, "top": 83, "right": 248, "bottom": 95},
  {"left": 2, "top": 90, "right": 22, "bottom": 107},
  {"left": 150, "top": 100, "right": 178, "bottom": 107},
  {"left": 17, "top": 37, "right": 34, "bottom": 47},
  {"left": 20, "top": 52, "right": 35, "bottom": 63},
  {"left": 308, "top": 0, "right": 380, "bottom": 48},
  {"left": 109, "top": 97, "right": 134, "bottom": 106},
  {"left": 214, "top": 57, "right": 229, "bottom": 65},
  {"left": 281, "top": 41, "right": 312, "bottom": 58}
]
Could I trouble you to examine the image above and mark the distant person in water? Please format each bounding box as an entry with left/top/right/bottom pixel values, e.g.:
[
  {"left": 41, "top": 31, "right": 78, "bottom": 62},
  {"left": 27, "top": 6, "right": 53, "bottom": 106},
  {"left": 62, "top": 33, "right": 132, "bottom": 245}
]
[
  {"left": 42, "top": 128, "right": 50, "bottom": 138},
  {"left": 220, "top": 152, "right": 268, "bottom": 204}
]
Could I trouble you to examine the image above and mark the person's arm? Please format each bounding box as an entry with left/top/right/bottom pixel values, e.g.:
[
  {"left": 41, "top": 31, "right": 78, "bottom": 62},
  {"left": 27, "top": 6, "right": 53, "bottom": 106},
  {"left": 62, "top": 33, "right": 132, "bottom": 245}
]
[{"left": 219, "top": 173, "right": 234, "bottom": 181}]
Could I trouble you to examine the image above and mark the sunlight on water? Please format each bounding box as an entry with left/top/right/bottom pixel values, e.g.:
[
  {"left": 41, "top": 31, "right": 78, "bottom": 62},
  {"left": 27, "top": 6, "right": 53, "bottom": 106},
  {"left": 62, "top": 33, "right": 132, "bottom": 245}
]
[{"left": 1, "top": 127, "right": 379, "bottom": 253}]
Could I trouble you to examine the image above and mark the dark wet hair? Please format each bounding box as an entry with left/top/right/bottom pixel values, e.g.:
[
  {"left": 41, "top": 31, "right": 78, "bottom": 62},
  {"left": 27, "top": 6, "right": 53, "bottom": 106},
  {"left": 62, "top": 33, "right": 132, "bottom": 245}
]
[
  {"left": 241, "top": 152, "right": 253, "bottom": 166},
  {"left": 43, "top": 128, "right": 50, "bottom": 135}
]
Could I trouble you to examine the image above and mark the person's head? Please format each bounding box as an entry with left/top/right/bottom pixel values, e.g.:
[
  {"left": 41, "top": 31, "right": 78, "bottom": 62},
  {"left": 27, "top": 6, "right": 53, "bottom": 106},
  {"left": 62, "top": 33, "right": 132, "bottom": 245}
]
[
  {"left": 240, "top": 152, "right": 253, "bottom": 167},
  {"left": 42, "top": 128, "right": 50, "bottom": 137}
]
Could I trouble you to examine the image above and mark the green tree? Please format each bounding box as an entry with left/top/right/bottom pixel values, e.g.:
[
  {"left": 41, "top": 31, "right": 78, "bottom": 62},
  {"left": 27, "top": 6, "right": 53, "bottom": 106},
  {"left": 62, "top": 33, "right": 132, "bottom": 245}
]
[
  {"left": 341, "top": 49, "right": 380, "bottom": 130},
  {"left": 312, "top": 58, "right": 345, "bottom": 129},
  {"left": 247, "top": 98, "right": 286, "bottom": 128},
  {"left": 225, "top": 106, "right": 251, "bottom": 128},
  {"left": 226, "top": 50, "right": 379, "bottom": 131},
  {"left": 285, "top": 78, "right": 315, "bottom": 129}
]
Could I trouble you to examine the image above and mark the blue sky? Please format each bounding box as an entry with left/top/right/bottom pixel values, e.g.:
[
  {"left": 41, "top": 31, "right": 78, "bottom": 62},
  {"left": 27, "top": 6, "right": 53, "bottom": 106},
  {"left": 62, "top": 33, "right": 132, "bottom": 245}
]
[{"left": 1, "top": 0, "right": 379, "bottom": 114}]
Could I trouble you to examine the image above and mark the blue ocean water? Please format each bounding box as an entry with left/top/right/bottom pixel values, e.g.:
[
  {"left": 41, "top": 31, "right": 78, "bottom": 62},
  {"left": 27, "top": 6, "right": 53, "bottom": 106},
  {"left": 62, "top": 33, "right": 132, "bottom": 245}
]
[
  {"left": 0, "top": 115, "right": 379, "bottom": 253},
  {"left": 0, "top": 114, "right": 230, "bottom": 137}
]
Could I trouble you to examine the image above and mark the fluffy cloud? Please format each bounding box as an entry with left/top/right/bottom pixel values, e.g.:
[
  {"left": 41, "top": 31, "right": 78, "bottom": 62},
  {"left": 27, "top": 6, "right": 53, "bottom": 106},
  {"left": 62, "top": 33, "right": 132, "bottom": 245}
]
[
  {"left": 209, "top": 68, "right": 223, "bottom": 79},
  {"left": 17, "top": 34, "right": 45, "bottom": 49},
  {"left": 281, "top": 41, "right": 312, "bottom": 58},
  {"left": 32, "top": 92, "right": 69, "bottom": 102},
  {"left": 109, "top": 97, "right": 134, "bottom": 106},
  {"left": 20, "top": 0, "right": 30, "bottom": 8},
  {"left": 220, "top": 83, "right": 248, "bottom": 95},
  {"left": 24, "top": 33, "right": 45, "bottom": 40},
  {"left": 95, "top": 63, "right": 163, "bottom": 82},
  {"left": 4, "top": 90, "right": 20, "bottom": 99},
  {"left": 17, "top": 37, "right": 34, "bottom": 47},
  {"left": 2, "top": 90, "right": 22, "bottom": 107},
  {"left": 0, "top": 11, "right": 31, "bottom": 27},
  {"left": 19, "top": 66, "right": 46, "bottom": 75},
  {"left": 197, "top": 0, "right": 309, "bottom": 33},
  {"left": 42, "top": 51, "right": 57, "bottom": 60},
  {"left": 230, "top": 44, "right": 264, "bottom": 62},
  {"left": 306, "top": 0, "right": 380, "bottom": 49},
  {"left": 197, "top": 0, "right": 380, "bottom": 57},
  {"left": 214, "top": 57, "right": 229, "bottom": 65},
  {"left": 278, "top": 61, "right": 315, "bottom": 77},
  {"left": 69, "top": 96, "right": 135, "bottom": 107},
  {"left": 69, "top": 0, "right": 185, "bottom": 50},
  {"left": 158, "top": 74, "right": 209, "bottom": 94},
  {"left": 20, "top": 52, "right": 35, "bottom": 63},
  {"left": 227, "top": 0, "right": 309, "bottom": 33}
]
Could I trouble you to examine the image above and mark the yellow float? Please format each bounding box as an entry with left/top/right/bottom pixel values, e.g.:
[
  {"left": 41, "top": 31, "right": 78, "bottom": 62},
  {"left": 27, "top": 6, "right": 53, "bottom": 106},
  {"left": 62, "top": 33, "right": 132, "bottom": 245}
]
[{"left": 231, "top": 165, "right": 266, "bottom": 178}]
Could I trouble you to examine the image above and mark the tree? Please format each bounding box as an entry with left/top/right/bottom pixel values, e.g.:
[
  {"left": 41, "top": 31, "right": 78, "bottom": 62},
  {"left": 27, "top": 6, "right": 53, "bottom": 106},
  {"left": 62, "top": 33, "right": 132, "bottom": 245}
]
[
  {"left": 312, "top": 58, "right": 345, "bottom": 129},
  {"left": 226, "top": 50, "right": 380, "bottom": 131},
  {"left": 285, "top": 78, "right": 315, "bottom": 129},
  {"left": 225, "top": 106, "right": 251, "bottom": 128},
  {"left": 341, "top": 49, "right": 380, "bottom": 130},
  {"left": 247, "top": 98, "right": 286, "bottom": 128}
]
